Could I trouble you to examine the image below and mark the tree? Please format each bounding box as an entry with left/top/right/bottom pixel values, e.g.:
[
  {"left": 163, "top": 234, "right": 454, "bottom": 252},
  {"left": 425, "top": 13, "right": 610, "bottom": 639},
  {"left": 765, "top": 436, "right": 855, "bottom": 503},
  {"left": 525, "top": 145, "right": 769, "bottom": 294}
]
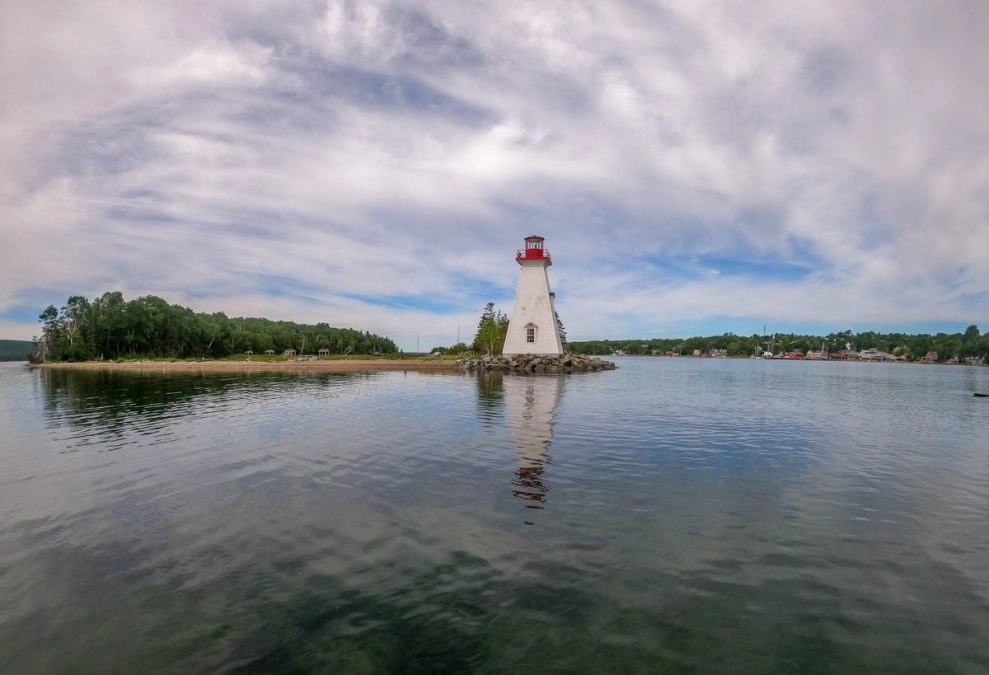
[
  {"left": 962, "top": 325, "right": 981, "bottom": 358},
  {"left": 555, "top": 311, "right": 568, "bottom": 350},
  {"left": 473, "top": 302, "right": 509, "bottom": 355},
  {"left": 447, "top": 342, "right": 471, "bottom": 355},
  {"left": 62, "top": 295, "right": 94, "bottom": 358},
  {"left": 33, "top": 305, "right": 62, "bottom": 362}
]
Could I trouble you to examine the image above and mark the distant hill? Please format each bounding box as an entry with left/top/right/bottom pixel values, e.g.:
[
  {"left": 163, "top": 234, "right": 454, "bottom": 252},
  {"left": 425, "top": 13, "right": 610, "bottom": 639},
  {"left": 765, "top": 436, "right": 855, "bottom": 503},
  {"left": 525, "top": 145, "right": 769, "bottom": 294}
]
[{"left": 0, "top": 339, "right": 34, "bottom": 361}]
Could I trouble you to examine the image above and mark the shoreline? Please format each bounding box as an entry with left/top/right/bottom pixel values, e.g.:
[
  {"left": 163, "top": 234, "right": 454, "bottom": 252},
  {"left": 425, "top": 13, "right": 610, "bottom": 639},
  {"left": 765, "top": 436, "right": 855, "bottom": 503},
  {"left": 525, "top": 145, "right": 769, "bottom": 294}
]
[{"left": 30, "top": 358, "right": 462, "bottom": 374}]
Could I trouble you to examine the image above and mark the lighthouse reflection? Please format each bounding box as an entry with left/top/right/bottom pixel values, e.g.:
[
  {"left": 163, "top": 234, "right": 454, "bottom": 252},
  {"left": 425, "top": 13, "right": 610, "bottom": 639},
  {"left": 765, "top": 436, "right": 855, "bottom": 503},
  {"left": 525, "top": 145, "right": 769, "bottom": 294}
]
[
  {"left": 473, "top": 372, "right": 564, "bottom": 510},
  {"left": 498, "top": 374, "right": 565, "bottom": 510}
]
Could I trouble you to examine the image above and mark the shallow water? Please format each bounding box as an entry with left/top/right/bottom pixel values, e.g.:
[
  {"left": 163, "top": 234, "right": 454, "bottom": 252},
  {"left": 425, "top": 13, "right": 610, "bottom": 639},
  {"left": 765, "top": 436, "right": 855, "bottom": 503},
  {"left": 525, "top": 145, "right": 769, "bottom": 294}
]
[{"left": 1, "top": 358, "right": 988, "bottom": 673}]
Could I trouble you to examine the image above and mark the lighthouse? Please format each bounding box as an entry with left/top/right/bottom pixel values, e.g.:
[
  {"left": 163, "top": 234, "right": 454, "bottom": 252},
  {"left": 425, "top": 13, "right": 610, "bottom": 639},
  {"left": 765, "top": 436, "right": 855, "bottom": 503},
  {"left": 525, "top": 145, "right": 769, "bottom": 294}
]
[{"left": 503, "top": 235, "right": 564, "bottom": 356}]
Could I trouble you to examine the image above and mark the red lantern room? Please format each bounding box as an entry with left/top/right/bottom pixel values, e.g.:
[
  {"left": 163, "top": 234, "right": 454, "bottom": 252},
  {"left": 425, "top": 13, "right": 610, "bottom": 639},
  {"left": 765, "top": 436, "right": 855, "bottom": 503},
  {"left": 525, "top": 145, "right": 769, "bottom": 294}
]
[{"left": 516, "top": 235, "right": 551, "bottom": 265}]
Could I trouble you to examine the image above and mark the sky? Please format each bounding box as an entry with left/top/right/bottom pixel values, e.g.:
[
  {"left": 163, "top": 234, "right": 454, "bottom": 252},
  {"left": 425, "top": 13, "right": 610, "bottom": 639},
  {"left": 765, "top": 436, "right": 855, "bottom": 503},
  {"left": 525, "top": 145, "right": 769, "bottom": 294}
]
[{"left": 2, "top": 0, "right": 987, "bottom": 351}]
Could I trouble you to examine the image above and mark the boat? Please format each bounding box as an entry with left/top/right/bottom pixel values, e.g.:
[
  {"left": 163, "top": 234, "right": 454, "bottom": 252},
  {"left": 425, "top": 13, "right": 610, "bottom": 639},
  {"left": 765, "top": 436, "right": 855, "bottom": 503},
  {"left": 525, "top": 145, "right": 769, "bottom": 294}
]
[{"left": 974, "top": 393, "right": 989, "bottom": 398}]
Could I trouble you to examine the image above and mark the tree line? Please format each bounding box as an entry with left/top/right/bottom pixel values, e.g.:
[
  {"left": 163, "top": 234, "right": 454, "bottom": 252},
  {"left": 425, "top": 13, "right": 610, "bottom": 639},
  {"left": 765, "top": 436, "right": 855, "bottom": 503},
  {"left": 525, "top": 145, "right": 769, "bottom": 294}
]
[
  {"left": 32, "top": 291, "right": 398, "bottom": 362},
  {"left": 0, "top": 339, "right": 34, "bottom": 361},
  {"left": 568, "top": 326, "right": 988, "bottom": 362},
  {"left": 446, "top": 301, "right": 985, "bottom": 363}
]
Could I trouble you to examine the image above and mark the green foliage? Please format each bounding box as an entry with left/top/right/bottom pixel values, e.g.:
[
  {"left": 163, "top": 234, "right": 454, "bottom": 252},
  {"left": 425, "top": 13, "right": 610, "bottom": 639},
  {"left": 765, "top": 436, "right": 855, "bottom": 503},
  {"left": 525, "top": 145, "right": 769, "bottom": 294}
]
[
  {"left": 556, "top": 311, "right": 567, "bottom": 349},
  {"left": 0, "top": 339, "right": 35, "bottom": 361},
  {"left": 472, "top": 302, "right": 510, "bottom": 355},
  {"left": 31, "top": 292, "right": 399, "bottom": 362},
  {"left": 446, "top": 342, "right": 472, "bottom": 355},
  {"left": 427, "top": 342, "right": 473, "bottom": 357},
  {"left": 569, "top": 326, "right": 989, "bottom": 362}
]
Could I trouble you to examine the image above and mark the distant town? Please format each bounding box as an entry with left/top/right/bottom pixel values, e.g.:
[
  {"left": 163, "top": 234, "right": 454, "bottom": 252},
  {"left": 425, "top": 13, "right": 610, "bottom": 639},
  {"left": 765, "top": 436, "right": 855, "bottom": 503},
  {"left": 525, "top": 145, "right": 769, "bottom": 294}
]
[
  {"left": 610, "top": 346, "right": 984, "bottom": 365},
  {"left": 567, "top": 326, "right": 988, "bottom": 365}
]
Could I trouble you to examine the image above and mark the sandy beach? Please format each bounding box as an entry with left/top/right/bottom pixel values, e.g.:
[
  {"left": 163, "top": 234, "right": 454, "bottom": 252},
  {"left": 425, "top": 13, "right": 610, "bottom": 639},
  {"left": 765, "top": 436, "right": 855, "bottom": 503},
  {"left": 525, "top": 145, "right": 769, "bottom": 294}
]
[{"left": 33, "top": 358, "right": 463, "bottom": 373}]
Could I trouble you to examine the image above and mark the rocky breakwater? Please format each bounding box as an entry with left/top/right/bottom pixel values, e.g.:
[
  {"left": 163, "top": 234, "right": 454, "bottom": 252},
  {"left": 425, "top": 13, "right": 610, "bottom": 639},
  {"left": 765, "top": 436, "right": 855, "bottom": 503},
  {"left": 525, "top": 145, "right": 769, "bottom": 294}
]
[{"left": 459, "top": 353, "right": 617, "bottom": 373}]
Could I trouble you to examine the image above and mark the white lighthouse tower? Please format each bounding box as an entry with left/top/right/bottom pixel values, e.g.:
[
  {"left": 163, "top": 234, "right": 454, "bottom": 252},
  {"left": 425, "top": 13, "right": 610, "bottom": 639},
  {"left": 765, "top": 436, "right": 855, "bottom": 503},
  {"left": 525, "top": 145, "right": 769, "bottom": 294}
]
[{"left": 503, "top": 235, "right": 564, "bottom": 356}]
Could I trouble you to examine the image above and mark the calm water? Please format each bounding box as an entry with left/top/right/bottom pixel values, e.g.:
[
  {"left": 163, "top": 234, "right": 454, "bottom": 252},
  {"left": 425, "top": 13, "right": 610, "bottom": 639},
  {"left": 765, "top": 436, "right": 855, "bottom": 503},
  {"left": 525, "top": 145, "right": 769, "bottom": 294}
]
[{"left": 1, "top": 358, "right": 988, "bottom": 673}]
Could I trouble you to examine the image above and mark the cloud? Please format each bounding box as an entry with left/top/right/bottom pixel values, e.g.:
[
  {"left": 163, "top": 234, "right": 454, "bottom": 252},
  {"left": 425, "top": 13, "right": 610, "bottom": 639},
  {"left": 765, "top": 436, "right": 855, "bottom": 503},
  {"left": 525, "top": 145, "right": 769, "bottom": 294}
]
[{"left": 1, "top": 0, "right": 987, "bottom": 348}]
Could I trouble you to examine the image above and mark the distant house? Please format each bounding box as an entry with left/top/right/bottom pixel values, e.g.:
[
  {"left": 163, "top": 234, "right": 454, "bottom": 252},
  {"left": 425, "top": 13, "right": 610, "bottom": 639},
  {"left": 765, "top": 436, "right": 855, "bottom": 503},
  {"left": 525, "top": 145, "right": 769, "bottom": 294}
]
[
  {"left": 857, "top": 348, "right": 899, "bottom": 362},
  {"left": 264, "top": 349, "right": 275, "bottom": 356},
  {"left": 245, "top": 350, "right": 254, "bottom": 356},
  {"left": 708, "top": 349, "right": 727, "bottom": 358},
  {"left": 922, "top": 351, "right": 938, "bottom": 363},
  {"left": 318, "top": 348, "right": 330, "bottom": 356},
  {"left": 283, "top": 349, "right": 297, "bottom": 357}
]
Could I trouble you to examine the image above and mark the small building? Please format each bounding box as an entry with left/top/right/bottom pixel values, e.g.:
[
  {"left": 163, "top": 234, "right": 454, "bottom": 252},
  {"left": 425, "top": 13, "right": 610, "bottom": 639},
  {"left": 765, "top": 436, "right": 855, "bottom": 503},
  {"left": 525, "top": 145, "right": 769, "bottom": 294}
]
[
  {"left": 264, "top": 349, "right": 275, "bottom": 356},
  {"left": 245, "top": 350, "right": 254, "bottom": 356},
  {"left": 283, "top": 349, "right": 297, "bottom": 357},
  {"left": 318, "top": 348, "right": 330, "bottom": 356}
]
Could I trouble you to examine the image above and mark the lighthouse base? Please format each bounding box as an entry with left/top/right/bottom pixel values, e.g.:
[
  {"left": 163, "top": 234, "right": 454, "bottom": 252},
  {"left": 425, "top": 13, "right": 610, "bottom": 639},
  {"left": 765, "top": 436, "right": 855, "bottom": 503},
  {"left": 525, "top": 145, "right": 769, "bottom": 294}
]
[{"left": 459, "top": 354, "right": 616, "bottom": 373}]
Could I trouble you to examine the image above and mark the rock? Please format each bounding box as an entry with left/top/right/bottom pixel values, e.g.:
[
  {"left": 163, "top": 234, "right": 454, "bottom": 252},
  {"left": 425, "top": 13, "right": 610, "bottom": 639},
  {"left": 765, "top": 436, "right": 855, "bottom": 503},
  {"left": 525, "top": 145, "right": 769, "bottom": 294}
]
[{"left": 457, "top": 353, "right": 616, "bottom": 373}]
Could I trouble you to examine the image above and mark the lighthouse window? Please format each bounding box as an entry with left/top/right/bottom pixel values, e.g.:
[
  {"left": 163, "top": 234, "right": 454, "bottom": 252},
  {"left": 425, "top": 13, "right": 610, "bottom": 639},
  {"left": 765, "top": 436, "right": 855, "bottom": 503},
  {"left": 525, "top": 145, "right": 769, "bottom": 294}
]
[{"left": 526, "top": 327, "right": 536, "bottom": 343}]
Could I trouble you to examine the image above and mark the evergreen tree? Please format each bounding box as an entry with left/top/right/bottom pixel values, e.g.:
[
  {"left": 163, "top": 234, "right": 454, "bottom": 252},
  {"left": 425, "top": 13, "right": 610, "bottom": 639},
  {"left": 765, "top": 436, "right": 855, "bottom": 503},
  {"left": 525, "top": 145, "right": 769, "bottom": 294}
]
[
  {"left": 555, "top": 311, "right": 567, "bottom": 350},
  {"left": 472, "top": 302, "right": 510, "bottom": 355}
]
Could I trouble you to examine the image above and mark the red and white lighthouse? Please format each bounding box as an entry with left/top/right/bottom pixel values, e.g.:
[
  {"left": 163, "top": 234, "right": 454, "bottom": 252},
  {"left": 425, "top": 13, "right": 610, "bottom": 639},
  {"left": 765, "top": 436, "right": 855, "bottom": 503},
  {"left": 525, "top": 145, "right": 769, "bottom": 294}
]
[{"left": 503, "top": 235, "right": 564, "bottom": 356}]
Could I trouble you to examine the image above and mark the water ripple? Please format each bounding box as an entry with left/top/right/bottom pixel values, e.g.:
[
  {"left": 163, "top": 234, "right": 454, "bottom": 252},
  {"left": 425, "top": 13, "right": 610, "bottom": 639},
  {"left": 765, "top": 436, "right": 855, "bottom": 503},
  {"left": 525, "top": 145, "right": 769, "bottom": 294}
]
[{"left": 1, "top": 361, "right": 988, "bottom": 672}]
